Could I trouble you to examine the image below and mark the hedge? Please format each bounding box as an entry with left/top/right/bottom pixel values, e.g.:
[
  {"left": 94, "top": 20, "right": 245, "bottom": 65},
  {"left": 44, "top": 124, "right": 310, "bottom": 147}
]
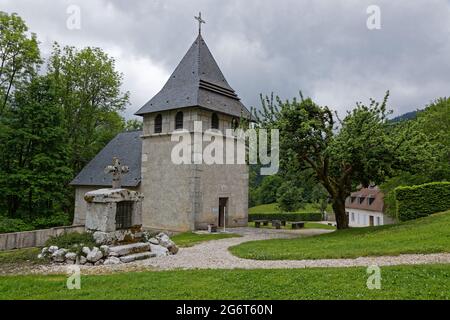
[
  {"left": 395, "top": 182, "right": 450, "bottom": 221},
  {"left": 249, "top": 212, "right": 322, "bottom": 222}
]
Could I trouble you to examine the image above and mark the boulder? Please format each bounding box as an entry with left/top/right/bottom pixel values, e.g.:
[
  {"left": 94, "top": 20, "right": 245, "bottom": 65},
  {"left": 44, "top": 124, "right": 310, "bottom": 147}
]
[
  {"left": 167, "top": 245, "right": 179, "bottom": 255},
  {"left": 82, "top": 246, "right": 91, "bottom": 256},
  {"left": 79, "top": 256, "right": 87, "bottom": 265},
  {"left": 86, "top": 247, "right": 103, "bottom": 263},
  {"left": 156, "top": 233, "right": 176, "bottom": 248},
  {"left": 150, "top": 244, "right": 169, "bottom": 257},
  {"left": 41, "top": 247, "right": 49, "bottom": 255},
  {"left": 94, "top": 259, "right": 104, "bottom": 266},
  {"left": 65, "top": 252, "right": 77, "bottom": 261},
  {"left": 148, "top": 237, "right": 159, "bottom": 245},
  {"left": 52, "top": 249, "right": 67, "bottom": 263},
  {"left": 48, "top": 246, "right": 59, "bottom": 254},
  {"left": 100, "top": 245, "right": 110, "bottom": 257},
  {"left": 108, "top": 251, "right": 119, "bottom": 257},
  {"left": 85, "top": 262, "right": 94, "bottom": 266},
  {"left": 103, "top": 257, "right": 121, "bottom": 265}
]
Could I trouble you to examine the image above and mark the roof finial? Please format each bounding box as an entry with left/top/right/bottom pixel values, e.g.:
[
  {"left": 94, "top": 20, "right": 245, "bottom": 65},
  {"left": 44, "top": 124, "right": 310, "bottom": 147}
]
[{"left": 194, "top": 12, "right": 205, "bottom": 35}]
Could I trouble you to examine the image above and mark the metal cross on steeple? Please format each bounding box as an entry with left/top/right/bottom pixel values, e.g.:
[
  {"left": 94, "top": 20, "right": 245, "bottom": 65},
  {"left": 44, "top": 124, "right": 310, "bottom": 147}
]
[
  {"left": 194, "top": 12, "right": 206, "bottom": 35},
  {"left": 105, "top": 157, "right": 129, "bottom": 189}
]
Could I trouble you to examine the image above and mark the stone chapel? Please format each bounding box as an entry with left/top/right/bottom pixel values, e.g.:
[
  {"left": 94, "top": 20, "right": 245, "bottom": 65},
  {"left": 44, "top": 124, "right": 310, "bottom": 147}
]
[{"left": 70, "top": 20, "right": 250, "bottom": 232}]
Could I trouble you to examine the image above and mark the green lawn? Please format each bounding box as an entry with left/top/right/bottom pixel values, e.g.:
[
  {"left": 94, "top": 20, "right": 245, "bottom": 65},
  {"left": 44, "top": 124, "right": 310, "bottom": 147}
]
[
  {"left": 171, "top": 232, "right": 240, "bottom": 248},
  {"left": 0, "top": 247, "right": 41, "bottom": 266},
  {"left": 1, "top": 265, "right": 449, "bottom": 299},
  {"left": 247, "top": 221, "right": 336, "bottom": 230},
  {"left": 249, "top": 203, "right": 331, "bottom": 214},
  {"left": 230, "top": 210, "right": 450, "bottom": 260}
]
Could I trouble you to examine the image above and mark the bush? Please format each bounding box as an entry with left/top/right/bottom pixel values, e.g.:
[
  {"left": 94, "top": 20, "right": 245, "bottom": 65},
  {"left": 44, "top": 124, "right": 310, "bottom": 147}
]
[
  {"left": 0, "top": 217, "right": 34, "bottom": 233},
  {"left": 395, "top": 182, "right": 450, "bottom": 221},
  {"left": 45, "top": 232, "right": 96, "bottom": 253},
  {"left": 249, "top": 212, "right": 322, "bottom": 222},
  {"left": 31, "top": 212, "right": 71, "bottom": 229}
]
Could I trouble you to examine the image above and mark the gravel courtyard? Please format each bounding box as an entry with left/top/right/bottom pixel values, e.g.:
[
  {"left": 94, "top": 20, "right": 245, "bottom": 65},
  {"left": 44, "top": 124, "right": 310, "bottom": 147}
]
[{"left": 27, "top": 227, "right": 450, "bottom": 275}]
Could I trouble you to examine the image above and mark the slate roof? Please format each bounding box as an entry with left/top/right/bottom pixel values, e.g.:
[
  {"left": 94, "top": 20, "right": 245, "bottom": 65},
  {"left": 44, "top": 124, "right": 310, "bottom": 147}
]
[
  {"left": 70, "top": 131, "right": 142, "bottom": 187},
  {"left": 135, "top": 34, "right": 251, "bottom": 118},
  {"left": 345, "top": 186, "right": 385, "bottom": 213}
]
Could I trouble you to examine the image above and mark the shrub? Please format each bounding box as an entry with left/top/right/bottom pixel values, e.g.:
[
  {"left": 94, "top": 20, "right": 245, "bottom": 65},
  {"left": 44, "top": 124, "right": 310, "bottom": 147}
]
[
  {"left": 395, "top": 182, "right": 450, "bottom": 221},
  {"left": 45, "top": 232, "right": 96, "bottom": 253},
  {"left": 31, "top": 212, "right": 71, "bottom": 229},
  {"left": 249, "top": 212, "right": 322, "bottom": 222},
  {"left": 0, "top": 217, "right": 34, "bottom": 233}
]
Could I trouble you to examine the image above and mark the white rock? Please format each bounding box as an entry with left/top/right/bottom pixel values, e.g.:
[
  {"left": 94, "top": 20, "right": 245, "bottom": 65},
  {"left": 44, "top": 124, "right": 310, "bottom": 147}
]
[
  {"left": 103, "top": 257, "right": 121, "bottom": 265},
  {"left": 148, "top": 237, "right": 159, "bottom": 245},
  {"left": 100, "top": 245, "right": 110, "bottom": 257},
  {"left": 52, "top": 249, "right": 67, "bottom": 262},
  {"left": 82, "top": 246, "right": 91, "bottom": 256},
  {"left": 41, "top": 247, "right": 48, "bottom": 255},
  {"left": 86, "top": 247, "right": 103, "bottom": 263},
  {"left": 108, "top": 251, "right": 119, "bottom": 257},
  {"left": 79, "top": 256, "right": 87, "bottom": 265},
  {"left": 156, "top": 233, "right": 176, "bottom": 248},
  {"left": 65, "top": 252, "right": 77, "bottom": 261},
  {"left": 150, "top": 244, "right": 169, "bottom": 257},
  {"left": 85, "top": 262, "right": 93, "bottom": 266},
  {"left": 37, "top": 254, "right": 44, "bottom": 259},
  {"left": 48, "top": 246, "right": 59, "bottom": 254},
  {"left": 94, "top": 259, "right": 104, "bottom": 266},
  {"left": 66, "top": 259, "right": 76, "bottom": 265}
]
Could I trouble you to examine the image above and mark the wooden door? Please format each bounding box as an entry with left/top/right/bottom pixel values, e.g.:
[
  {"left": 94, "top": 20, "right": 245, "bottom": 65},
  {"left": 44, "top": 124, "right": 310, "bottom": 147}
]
[{"left": 218, "top": 198, "right": 228, "bottom": 227}]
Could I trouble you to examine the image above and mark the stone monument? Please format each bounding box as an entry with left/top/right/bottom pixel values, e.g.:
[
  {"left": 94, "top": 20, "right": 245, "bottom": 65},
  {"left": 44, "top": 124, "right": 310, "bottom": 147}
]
[{"left": 84, "top": 157, "right": 144, "bottom": 244}]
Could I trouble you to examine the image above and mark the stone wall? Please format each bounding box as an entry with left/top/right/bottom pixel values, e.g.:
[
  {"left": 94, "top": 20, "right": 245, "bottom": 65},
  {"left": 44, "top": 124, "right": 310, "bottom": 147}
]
[{"left": 0, "top": 225, "right": 85, "bottom": 251}]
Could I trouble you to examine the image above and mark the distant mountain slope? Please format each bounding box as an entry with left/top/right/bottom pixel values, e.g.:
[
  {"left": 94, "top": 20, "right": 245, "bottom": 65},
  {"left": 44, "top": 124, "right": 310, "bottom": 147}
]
[{"left": 390, "top": 110, "right": 420, "bottom": 123}]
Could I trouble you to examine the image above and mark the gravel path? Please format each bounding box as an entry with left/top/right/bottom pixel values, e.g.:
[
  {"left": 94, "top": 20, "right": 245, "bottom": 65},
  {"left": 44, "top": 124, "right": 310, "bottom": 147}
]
[{"left": 24, "top": 227, "right": 450, "bottom": 275}]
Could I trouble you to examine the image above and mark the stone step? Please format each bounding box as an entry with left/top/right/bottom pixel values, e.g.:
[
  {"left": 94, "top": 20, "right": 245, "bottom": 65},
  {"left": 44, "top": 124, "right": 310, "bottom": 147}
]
[
  {"left": 109, "top": 242, "right": 151, "bottom": 256},
  {"left": 119, "top": 251, "right": 156, "bottom": 263}
]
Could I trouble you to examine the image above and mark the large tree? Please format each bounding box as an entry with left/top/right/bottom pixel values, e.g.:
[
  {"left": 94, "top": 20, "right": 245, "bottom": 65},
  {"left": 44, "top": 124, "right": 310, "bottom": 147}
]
[
  {"left": 0, "top": 11, "right": 41, "bottom": 115},
  {"left": 47, "top": 44, "right": 129, "bottom": 172},
  {"left": 255, "top": 92, "right": 408, "bottom": 229}
]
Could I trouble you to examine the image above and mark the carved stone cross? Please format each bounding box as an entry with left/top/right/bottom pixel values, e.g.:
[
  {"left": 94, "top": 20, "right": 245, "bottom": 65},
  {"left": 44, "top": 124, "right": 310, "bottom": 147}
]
[{"left": 105, "top": 157, "right": 129, "bottom": 189}]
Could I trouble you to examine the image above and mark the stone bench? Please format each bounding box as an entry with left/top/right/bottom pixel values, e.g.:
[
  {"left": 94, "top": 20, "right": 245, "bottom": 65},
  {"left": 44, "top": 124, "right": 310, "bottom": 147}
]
[
  {"left": 290, "top": 221, "right": 305, "bottom": 229},
  {"left": 271, "top": 220, "right": 282, "bottom": 229}
]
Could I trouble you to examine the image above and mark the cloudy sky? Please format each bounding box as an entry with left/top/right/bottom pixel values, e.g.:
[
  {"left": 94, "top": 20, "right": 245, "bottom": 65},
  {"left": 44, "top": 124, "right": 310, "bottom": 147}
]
[{"left": 1, "top": 0, "right": 449, "bottom": 119}]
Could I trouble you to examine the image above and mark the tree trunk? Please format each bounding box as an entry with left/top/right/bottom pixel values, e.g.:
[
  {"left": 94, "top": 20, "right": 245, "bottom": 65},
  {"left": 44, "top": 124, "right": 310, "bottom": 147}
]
[{"left": 332, "top": 198, "right": 349, "bottom": 230}]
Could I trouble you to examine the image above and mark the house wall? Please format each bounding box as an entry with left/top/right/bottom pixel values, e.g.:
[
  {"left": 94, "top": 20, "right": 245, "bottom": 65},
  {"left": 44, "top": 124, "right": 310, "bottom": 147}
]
[
  {"left": 346, "top": 208, "right": 395, "bottom": 227},
  {"left": 141, "top": 108, "right": 248, "bottom": 231}
]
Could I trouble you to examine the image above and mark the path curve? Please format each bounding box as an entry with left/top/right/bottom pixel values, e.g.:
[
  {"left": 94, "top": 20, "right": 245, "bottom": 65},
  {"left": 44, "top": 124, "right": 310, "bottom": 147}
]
[{"left": 31, "top": 227, "right": 450, "bottom": 275}]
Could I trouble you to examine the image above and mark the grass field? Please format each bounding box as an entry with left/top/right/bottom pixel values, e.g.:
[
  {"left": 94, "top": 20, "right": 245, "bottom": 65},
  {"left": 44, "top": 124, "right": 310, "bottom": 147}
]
[
  {"left": 1, "top": 264, "right": 449, "bottom": 299},
  {"left": 171, "top": 232, "right": 240, "bottom": 247},
  {"left": 249, "top": 203, "right": 331, "bottom": 214},
  {"left": 230, "top": 210, "right": 450, "bottom": 260}
]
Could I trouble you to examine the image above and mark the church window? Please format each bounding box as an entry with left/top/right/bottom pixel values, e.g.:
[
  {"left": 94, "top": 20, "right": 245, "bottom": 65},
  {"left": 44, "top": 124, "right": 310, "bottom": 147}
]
[
  {"left": 232, "top": 117, "right": 239, "bottom": 130},
  {"left": 175, "top": 111, "right": 184, "bottom": 129},
  {"left": 154, "top": 114, "right": 162, "bottom": 133},
  {"left": 212, "top": 113, "right": 219, "bottom": 129}
]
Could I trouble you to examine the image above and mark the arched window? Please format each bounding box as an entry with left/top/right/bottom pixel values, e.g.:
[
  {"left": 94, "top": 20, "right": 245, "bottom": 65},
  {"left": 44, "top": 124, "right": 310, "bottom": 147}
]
[
  {"left": 211, "top": 113, "right": 219, "bottom": 129},
  {"left": 232, "top": 117, "right": 239, "bottom": 130},
  {"left": 154, "top": 114, "right": 162, "bottom": 133},
  {"left": 175, "top": 111, "right": 183, "bottom": 130}
]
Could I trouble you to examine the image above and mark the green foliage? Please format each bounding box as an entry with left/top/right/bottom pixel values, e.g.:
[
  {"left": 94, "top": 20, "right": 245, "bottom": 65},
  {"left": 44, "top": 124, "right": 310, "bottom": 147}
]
[
  {"left": 31, "top": 212, "right": 71, "bottom": 229},
  {"left": 0, "top": 217, "right": 34, "bottom": 233},
  {"left": 249, "top": 212, "right": 322, "bottom": 222},
  {"left": 231, "top": 210, "right": 450, "bottom": 260},
  {"left": 395, "top": 182, "right": 450, "bottom": 221},
  {"left": 276, "top": 181, "right": 304, "bottom": 212},
  {"left": 125, "top": 119, "right": 143, "bottom": 131},
  {"left": 0, "top": 11, "right": 41, "bottom": 115},
  {"left": 45, "top": 232, "right": 96, "bottom": 252}
]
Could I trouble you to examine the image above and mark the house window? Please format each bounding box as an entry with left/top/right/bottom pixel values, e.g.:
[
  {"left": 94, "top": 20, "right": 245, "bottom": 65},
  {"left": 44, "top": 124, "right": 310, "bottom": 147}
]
[
  {"left": 368, "top": 197, "right": 375, "bottom": 205},
  {"left": 116, "top": 201, "right": 133, "bottom": 230},
  {"left": 212, "top": 113, "right": 219, "bottom": 129},
  {"left": 351, "top": 196, "right": 356, "bottom": 203},
  {"left": 175, "top": 111, "right": 183, "bottom": 129},
  {"left": 154, "top": 114, "right": 162, "bottom": 133},
  {"left": 351, "top": 212, "right": 355, "bottom": 222},
  {"left": 359, "top": 197, "right": 366, "bottom": 204},
  {"left": 376, "top": 216, "right": 381, "bottom": 225}
]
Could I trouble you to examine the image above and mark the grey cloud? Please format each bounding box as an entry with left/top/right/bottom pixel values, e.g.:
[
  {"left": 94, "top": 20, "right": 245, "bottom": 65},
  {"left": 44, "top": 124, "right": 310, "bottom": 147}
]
[{"left": 1, "top": 0, "right": 449, "bottom": 118}]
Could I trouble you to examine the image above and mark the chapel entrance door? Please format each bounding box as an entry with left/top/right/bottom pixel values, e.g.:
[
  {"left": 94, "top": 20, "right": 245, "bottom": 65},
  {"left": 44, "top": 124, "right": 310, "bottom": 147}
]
[
  {"left": 369, "top": 215, "right": 374, "bottom": 226},
  {"left": 218, "top": 198, "right": 228, "bottom": 227}
]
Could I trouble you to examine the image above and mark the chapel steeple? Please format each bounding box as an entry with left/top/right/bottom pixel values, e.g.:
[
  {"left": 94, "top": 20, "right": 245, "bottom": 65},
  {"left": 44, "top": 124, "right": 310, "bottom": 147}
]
[{"left": 135, "top": 16, "right": 250, "bottom": 119}]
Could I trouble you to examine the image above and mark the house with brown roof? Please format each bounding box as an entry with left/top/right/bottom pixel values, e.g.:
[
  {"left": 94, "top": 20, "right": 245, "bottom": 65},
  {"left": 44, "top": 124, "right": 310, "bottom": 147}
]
[{"left": 345, "top": 186, "right": 396, "bottom": 227}]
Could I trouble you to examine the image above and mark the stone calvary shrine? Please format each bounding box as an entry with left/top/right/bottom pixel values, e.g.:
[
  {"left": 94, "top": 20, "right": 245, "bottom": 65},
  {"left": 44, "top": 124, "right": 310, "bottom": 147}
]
[{"left": 70, "top": 15, "right": 251, "bottom": 232}]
